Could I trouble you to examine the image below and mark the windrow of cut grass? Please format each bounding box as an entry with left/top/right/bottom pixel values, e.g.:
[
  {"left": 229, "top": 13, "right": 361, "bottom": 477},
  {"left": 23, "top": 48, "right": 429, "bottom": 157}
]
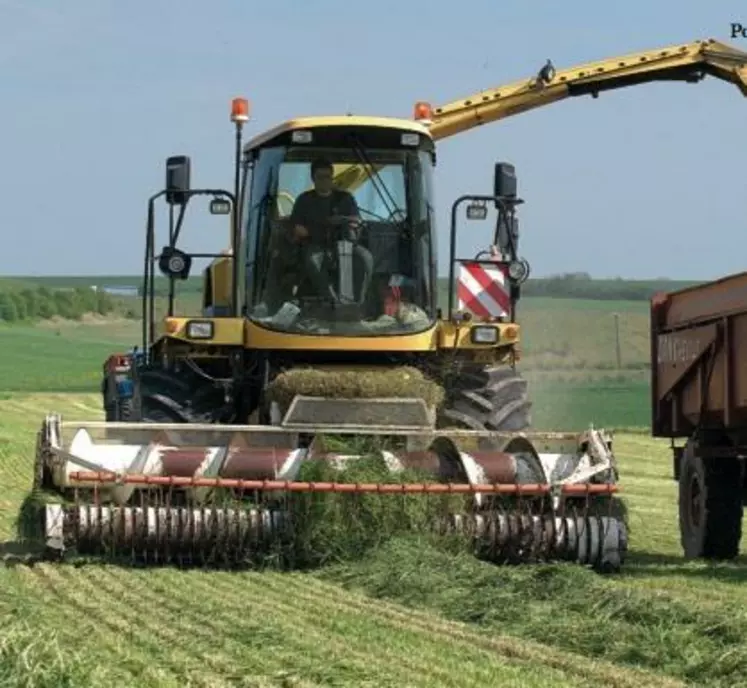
[
  {"left": 320, "top": 539, "right": 747, "bottom": 687},
  {"left": 0, "top": 559, "right": 683, "bottom": 688},
  {"left": 4, "top": 562, "right": 577, "bottom": 688},
  {"left": 312, "top": 434, "right": 747, "bottom": 687}
]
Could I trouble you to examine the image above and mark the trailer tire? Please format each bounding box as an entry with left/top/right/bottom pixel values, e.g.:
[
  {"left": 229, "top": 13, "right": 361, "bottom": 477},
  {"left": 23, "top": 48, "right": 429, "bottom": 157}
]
[
  {"left": 439, "top": 365, "right": 532, "bottom": 432},
  {"left": 679, "top": 439, "right": 743, "bottom": 560}
]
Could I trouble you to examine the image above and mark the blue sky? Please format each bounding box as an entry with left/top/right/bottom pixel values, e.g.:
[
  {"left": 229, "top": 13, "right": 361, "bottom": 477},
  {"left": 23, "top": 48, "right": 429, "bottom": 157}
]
[{"left": 0, "top": 0, "right": 744, "bottom": 279}]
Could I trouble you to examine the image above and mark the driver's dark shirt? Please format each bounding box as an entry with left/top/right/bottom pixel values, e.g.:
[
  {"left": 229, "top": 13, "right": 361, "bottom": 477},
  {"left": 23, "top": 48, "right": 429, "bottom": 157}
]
[{"left": 289, "top": 189, "right": 358, "bottom": 245}]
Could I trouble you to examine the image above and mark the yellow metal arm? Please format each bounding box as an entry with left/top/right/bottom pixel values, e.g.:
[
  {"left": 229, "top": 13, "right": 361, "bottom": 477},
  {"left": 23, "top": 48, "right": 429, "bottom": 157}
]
[
  {"left": 333, "top": 38, "right": 747, "bottom": 190},
  {"left": 428, "top": 38, "right": 747, "bottom": 140}
]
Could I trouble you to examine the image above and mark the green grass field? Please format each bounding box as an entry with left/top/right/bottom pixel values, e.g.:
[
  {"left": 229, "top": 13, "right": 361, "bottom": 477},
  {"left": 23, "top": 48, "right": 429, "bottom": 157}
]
[
  {"left": 3, "top": 293, "right": 747, "bottom": 686},
  {"left": 0, "top": 295, "right": 653, "bottom": 428},
  {"left": 3, "top": 393, "right": 747, "bottom": 686},
  {"left": 0, "top": 319, "right": 140, "bottom": 394},
  {"left": 0, "top": 297, "right": 652, "bottom": 381}
]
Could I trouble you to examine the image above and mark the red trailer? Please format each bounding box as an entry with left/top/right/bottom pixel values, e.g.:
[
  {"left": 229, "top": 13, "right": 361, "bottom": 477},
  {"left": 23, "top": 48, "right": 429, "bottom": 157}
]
[{"left": 651, "top": 272, "right": 747, "bottom": 559}]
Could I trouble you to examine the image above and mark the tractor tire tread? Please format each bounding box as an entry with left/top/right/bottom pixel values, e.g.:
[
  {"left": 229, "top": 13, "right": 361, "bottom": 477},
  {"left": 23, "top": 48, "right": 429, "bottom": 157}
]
[
  {"left": 137, "top": 368, "right": 229, "bottom": 424},
  {"left": 439, "top": 365, "right": 532, "bottom": 433}
]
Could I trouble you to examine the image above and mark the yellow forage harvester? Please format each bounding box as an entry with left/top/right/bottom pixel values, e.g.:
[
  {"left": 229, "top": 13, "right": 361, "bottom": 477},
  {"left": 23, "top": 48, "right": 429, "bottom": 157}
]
[{"left": 28, "top": 37, "right": 747, "bottom": 570}]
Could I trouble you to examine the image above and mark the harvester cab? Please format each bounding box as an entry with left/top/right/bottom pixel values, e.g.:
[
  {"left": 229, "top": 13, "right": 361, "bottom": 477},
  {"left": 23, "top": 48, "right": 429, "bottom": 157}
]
[{"left": 243, "top": 117, "right": 438, "bottom": 334}]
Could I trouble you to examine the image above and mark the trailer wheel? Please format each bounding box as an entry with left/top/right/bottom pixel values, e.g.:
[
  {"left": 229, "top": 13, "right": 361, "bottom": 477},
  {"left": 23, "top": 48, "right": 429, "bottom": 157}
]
[
  {"left": 679, "top": 439, "right": 743, "bottom": 560},
  {"left": 439, "top": 365, "right": 531, "bottom": 432}
]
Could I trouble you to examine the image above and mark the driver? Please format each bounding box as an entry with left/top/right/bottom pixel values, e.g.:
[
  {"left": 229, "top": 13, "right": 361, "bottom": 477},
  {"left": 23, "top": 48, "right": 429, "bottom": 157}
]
[{"left": 289, "top": 157, "right": 373, "bottom": 304}]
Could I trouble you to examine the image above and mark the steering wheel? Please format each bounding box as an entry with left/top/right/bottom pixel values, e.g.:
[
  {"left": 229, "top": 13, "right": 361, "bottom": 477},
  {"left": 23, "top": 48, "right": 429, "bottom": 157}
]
[
  {"left": 356, "top": 206, "right": 402, "bottom": 223},
  {"left": 327, "top": 215, "right": 369, "bottom": 242}
]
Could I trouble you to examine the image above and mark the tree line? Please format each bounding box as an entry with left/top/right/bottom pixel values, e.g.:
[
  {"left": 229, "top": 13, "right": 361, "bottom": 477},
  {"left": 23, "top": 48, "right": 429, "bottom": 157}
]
[
  {"left": 441, "top": 272, "right": 698, "bottom": 303},
  {"left": 0, "top": 286, "right": 120, "bottom": 322},
  {"left": 0, "top": 273, "right": 699, "bottom": 323},
  {"left": 141, "top": 273, "right": 697, "bottom": 302},
  {"left": 521, "top": 272, "right": 698, "bottom": 301},
  {"left": 518, "top": 273, "right": 697, "bottom": 301}
]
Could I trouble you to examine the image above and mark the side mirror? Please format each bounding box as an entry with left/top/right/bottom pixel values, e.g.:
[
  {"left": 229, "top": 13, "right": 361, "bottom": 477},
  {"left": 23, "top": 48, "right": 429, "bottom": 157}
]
[
  {"left": 165, "top": 155, "right": 191, "bottom": 205},
  {"left": 209, "top": 197, "right": 232, "bottom": 215},
  {"left": 158, "top": 246, "right": 192, "bottom": 280},
  {"left": 494, "top": 162, "right": 517, "bottom": 200},
  {"left": 465, "top": 201, "right": 488, "bottom": 221}
]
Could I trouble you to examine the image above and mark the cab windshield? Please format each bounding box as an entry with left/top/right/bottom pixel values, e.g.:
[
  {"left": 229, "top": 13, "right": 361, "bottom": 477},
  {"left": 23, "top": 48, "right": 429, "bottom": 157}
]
[{"left": 244, "top": 141, "right": 437, "bottom": 336}]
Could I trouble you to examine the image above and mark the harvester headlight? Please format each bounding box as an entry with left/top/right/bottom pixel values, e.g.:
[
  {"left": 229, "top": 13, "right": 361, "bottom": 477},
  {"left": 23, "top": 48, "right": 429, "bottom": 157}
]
[
  {"left": 466, "top": 202, "right": 488, "bottom": 221},
  {"left": 508, "top": 259, "right": 529, "bottom": 283},
  {"left": 209, "top": 198, "right": 231, "bottom": 215},
  {"left": 186, "top": 320, "right": 214, "bottom": 339},
  {"left": 471, "top": 325, "right": 499, "bottom": 344}
]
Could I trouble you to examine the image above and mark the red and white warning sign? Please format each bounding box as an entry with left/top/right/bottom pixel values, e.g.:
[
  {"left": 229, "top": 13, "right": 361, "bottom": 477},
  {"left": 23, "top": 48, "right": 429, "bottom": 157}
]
[{"left": 457, "top": 261, "right": 510, "bottom": 318}]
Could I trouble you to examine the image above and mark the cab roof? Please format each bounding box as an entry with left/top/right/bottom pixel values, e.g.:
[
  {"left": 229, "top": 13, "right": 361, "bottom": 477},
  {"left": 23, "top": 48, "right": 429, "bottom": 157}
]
[{"left": 243, "top": 115, "right": 432, "bottom": 152}]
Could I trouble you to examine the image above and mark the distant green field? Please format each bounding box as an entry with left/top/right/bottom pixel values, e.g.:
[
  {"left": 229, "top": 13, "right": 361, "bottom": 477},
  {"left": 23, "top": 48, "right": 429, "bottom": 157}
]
[
  {"left": 0, "top": 321, "right": 140, "bottom": 394},
  {"left": 0, "top": 275, "right": 201, "bottom": 294},
  {"left": 0, "top": 275, "right": 674, "bottom": 371},
  {"left": 0, "top": 293, "right": 653, "bottom": 428},
  {"left": 0, "top": 327, "right": 650, "bottom": 428},
  {"left": 516, "top": 297, "right": 649, "bottom": 370},
  {"left": 525, "top": 375, "right": 649, "bottom": 430}
]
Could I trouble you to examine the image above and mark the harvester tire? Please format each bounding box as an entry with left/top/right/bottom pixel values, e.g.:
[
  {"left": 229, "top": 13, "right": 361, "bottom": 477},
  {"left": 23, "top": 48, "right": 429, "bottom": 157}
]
[
  {"left": 439, "top": 365, "right": 531, "bottom": 432},
  {"left": 104, "top": 398, "right": 134, "bottom": 422},
  {"left": 135, "top": 368, "right": 230, "bottom": 424},
  {"left": 679, "top": 439, "right": 743, "bottom": 560}
]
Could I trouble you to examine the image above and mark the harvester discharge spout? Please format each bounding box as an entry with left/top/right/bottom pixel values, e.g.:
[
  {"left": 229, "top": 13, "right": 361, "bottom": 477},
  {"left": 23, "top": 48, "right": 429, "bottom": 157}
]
[{"left": 30, "top": 410, "right": 626, "bottom": 572}]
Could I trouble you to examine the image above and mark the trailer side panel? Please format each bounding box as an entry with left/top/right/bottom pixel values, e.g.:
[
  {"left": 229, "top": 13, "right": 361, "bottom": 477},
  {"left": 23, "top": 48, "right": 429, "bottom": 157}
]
[{"left": 651, "top": 273, "right": 747, "bottom": 439}]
